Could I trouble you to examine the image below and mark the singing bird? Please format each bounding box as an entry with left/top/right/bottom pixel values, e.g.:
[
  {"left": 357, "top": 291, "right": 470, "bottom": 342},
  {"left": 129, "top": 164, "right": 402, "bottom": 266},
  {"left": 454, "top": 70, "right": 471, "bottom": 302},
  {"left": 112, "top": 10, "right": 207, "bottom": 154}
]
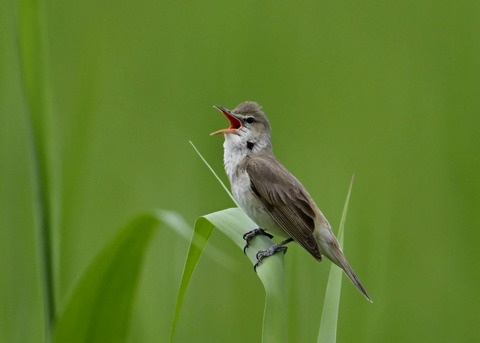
[{"left": 211, "top": 101, "right": 371, "bottom": 301}]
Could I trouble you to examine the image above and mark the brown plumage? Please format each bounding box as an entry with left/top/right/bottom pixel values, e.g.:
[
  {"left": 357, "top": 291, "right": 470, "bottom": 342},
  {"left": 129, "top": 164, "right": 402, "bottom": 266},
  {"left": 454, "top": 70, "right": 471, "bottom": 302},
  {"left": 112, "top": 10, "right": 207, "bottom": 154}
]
[
  {"left": 212, "top": 101, "right": 371, "bottom": 301},
  {"left": 246, "top": 153, "right": 322, "bottom": 261}
]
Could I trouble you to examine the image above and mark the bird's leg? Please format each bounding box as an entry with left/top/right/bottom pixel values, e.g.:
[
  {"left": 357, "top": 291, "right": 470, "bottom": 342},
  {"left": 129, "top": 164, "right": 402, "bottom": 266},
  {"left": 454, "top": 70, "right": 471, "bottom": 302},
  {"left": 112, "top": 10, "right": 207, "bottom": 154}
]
[
  {"left": 254, "top": 238, "right": 294, "bottom": 271},
  {"left": 243, "top": 227, "right": 274, "bottom": 254}
]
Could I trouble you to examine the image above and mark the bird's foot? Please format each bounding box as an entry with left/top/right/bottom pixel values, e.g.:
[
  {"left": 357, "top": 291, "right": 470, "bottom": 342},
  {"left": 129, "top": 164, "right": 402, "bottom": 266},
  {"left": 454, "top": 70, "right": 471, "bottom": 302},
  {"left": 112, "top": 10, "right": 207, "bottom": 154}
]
[
  {"left": 253, "top": 243, "right": 288, "bottom": 271},
  {"left": 243, "top": 228, "right": 274, "bottom": 254}
]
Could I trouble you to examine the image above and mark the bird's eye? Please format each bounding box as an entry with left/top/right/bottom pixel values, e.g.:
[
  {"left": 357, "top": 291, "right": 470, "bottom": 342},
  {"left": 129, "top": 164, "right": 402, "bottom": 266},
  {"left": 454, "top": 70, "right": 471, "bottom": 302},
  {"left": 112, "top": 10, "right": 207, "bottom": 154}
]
[{"left": 245, "top": 117, "right": 255, "bottom": 124}]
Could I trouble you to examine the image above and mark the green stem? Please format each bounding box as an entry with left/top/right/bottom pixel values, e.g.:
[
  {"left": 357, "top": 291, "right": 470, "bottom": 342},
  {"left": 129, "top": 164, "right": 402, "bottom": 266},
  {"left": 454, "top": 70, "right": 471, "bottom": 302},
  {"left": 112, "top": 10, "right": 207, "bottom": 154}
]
[
  {"left": 13, "top": 0, "right": 57, "bottom": 339},
  {"left": 27, "top": 120, "right": 56, "bottom": 339}
]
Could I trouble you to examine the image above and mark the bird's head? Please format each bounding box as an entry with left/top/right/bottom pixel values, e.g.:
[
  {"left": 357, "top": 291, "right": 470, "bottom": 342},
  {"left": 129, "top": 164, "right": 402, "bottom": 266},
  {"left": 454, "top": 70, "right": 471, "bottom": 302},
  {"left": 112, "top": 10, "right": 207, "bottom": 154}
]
[{"left": 211, "top": 101, "right": 272, "bottom": 153}]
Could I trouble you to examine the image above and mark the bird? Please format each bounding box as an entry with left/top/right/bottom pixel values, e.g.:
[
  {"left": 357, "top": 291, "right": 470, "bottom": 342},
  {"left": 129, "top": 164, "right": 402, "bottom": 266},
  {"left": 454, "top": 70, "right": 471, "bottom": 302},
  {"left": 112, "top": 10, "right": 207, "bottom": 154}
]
[{"left": 211, "top": 101, "right": 371, "bottom": 301}]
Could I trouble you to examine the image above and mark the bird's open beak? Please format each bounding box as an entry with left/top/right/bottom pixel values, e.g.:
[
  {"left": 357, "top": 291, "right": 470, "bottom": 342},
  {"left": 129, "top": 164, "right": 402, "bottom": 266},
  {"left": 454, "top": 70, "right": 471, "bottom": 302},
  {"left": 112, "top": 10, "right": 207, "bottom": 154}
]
[{"left": 210, "top": 105, "right": 242, "bottom": 135}]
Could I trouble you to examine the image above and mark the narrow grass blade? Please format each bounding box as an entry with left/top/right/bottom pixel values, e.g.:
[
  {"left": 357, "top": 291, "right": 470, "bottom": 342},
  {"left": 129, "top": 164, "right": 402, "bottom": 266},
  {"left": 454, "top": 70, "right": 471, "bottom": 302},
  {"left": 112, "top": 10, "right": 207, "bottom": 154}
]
[
  {"left": 53, "top": 211, "right": 186, "bottom": 343},
  {"left": 317, "top": 175, "right": 355, "bottom": 343},
  {"left": 171, "top": 208, "right": 287, "bottom": 343},
  {"left": 189, "top": 141, "right": 238, "bottom": 206},
  {"left": 169, "top": 212, "right": 215, "bottom": 342},
  {"left": 14, "top": 0, "right": 59, "bottom": 337}
]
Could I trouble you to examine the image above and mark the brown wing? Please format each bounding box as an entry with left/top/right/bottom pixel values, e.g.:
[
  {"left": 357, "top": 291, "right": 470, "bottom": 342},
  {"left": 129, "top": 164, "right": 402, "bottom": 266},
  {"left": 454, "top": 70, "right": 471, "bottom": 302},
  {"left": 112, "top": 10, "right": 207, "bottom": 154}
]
[{"left": 246, "top": 154, "right": 322, "bottom": 260}]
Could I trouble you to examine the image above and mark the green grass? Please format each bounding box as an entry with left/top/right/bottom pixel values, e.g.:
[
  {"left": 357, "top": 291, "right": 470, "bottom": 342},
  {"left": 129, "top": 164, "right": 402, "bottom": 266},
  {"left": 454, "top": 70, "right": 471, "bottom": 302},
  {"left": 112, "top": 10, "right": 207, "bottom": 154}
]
[
  {"left": 53, "top": 214, "right": 158, "bottom": 343},
  {"left": 317, "top": 175, "right": 355, "bottom": 343},
  {"left": 15, "top": 0, "right": 59, "bottom": 338},
  {"left": 51, "top": 211, "right": 197, "bottom": 343}
]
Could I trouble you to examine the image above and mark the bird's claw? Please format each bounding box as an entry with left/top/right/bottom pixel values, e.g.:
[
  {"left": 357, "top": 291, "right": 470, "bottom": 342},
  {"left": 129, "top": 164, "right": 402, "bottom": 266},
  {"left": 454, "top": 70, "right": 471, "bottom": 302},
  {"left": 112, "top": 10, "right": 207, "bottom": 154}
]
[
  {"left": 242, "top": 228, "right": 274, "bottom": 254},
  {"left": 253, "top": 244, "right": 288, "bottom": 271}
]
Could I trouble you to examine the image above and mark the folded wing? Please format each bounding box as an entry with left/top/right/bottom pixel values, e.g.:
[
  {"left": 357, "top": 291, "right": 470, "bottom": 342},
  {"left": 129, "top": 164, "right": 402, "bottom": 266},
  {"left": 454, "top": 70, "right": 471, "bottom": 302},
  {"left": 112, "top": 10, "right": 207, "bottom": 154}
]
[{"left": 246, "top": 154, "right": 322, "bottom": 261}]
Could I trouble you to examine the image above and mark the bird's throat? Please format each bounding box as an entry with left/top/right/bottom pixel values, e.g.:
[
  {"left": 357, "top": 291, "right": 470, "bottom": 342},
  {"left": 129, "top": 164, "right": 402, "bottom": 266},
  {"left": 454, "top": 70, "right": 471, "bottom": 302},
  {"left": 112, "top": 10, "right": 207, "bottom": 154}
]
[{"left": 223, "top": 136, "right": 249, "bottom": 181}]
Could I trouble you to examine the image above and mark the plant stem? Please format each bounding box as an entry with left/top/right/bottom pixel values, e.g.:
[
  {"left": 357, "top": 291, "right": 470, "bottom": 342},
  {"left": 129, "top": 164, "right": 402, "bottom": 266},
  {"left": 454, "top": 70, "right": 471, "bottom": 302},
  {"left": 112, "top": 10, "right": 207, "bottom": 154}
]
[{"left": 14, "top": 0, "right": 57, "bottom": 338}]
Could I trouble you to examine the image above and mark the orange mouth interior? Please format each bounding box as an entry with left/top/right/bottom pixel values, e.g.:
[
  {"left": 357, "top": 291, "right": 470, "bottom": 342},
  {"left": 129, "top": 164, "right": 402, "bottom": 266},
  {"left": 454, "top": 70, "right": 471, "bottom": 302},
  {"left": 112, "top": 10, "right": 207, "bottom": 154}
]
[{"left": 211, "top": 107, "right": 242, "bottom": 135}]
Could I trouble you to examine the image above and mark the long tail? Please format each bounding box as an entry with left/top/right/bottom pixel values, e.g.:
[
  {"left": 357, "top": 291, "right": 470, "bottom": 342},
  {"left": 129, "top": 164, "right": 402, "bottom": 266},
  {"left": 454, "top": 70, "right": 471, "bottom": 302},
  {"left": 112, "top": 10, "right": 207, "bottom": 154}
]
[{"left": 327, "top": 243, "right": 372, "bottom": 302}]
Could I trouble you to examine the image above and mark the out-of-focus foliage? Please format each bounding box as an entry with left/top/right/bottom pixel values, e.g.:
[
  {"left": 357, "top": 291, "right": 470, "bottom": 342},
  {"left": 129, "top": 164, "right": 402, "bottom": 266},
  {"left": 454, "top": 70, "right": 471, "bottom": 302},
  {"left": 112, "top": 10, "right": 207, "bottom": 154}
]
[
  {"left": 1, "top": 0, "right": 479, "bottom": 342},
  {"left": 53, "top": 214, "right": 159, "bottom": 343}
]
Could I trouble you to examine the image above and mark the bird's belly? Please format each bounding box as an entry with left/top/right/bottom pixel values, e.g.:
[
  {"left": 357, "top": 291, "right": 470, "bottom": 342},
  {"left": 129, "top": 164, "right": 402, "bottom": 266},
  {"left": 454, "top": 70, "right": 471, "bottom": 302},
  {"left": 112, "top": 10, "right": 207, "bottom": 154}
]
[{"left": 231, "top": 173, "right": 287, "bottom": 238}]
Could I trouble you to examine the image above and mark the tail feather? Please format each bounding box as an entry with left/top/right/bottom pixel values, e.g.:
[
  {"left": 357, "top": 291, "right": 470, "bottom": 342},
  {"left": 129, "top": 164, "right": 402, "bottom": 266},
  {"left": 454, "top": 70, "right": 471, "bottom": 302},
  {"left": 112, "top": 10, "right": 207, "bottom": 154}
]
[{"left": 328, "top": 244, "right": 372, "bottom": 302}]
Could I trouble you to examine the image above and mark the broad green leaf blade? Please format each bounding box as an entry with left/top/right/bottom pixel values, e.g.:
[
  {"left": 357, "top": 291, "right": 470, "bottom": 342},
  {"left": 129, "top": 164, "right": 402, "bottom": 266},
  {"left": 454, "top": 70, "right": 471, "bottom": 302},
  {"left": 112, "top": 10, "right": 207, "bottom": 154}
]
[
  {"left": 317, "top": 175, "right": 354, "bottom": 343},
  {"left": 181, "top": 142, "right": 287, "bottom": 342},
  {"left": 53, "top": 214, "right": 160, "bottom": 343},
  {"left": 204, "top": 209, "right": 288, "bottom": 343},
  {"left": 171, "top": 208, "right": 287, "bottom": 343}
]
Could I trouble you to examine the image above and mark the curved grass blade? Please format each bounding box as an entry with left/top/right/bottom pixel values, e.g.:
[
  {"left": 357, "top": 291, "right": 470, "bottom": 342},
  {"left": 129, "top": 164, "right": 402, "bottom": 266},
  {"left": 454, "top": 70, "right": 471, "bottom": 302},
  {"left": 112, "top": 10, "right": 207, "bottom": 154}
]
[
  {"left": 53, "top": 211, "right": 184, "bottom": 343},
  {"left": 172, "top": 142, "right": 287, "bottom": 343},
  {"left": 204, "top": 209, "right": 287, "bottom": 343},
  {"left": 317, "top": 174, "right": 355, "bottom": 343},
  {"left": 171, "top": 208, "right": 287, "bottom": 343},
  {"left": 169, "top": 212, "right": 215, "bottom": 342}
]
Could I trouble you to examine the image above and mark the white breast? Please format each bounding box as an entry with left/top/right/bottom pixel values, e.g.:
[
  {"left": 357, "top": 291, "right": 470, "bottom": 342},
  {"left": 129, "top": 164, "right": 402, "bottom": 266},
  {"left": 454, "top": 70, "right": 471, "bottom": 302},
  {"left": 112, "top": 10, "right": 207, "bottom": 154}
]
[{"left": 223, "top": 136, "right": 287, "bottom": 238}]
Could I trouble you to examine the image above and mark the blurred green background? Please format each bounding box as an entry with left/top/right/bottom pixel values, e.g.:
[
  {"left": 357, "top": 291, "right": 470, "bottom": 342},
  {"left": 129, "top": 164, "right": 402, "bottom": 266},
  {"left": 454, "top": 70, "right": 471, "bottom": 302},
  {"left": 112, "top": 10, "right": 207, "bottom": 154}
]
[{"left": 1, "top": 0, "right": 479, "bottom": 342}]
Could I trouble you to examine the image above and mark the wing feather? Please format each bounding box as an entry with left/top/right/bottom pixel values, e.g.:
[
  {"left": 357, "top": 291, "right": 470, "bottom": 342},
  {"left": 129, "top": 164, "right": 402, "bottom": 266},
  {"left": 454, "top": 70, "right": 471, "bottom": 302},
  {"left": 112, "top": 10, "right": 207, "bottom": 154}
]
[{"left": 246, "top": 155, "right": 322, "bottom": 260}]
